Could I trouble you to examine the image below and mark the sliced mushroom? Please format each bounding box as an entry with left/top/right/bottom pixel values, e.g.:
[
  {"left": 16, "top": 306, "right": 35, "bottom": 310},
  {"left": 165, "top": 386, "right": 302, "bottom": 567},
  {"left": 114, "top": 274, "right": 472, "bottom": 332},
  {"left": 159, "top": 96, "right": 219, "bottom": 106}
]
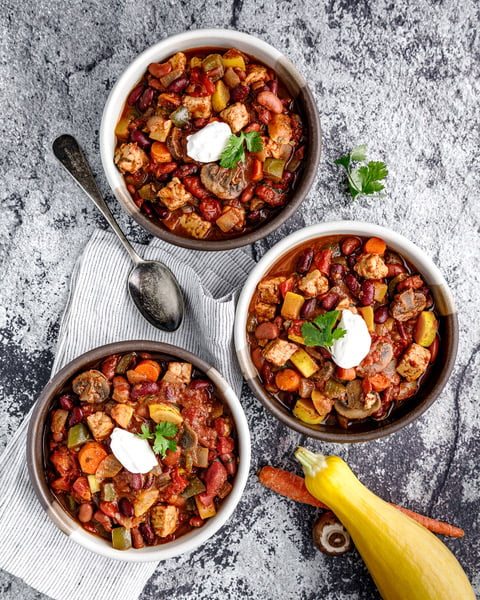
[
  {"left": 334, "top": 380, "right": 381, "bottom": 419},
  {"left": 72, "top": 369, "right": 111, "bottom": 403},
  {"left": 179, "top": 421, "right": 198, "bottom": 451},
  {"left": 200, "top": 162, "right": 250, "bottom": 200},
  {"left": 312, "top": 511, "right": 353, "bottom": 556},
  {"left": 356, "top": 338, "right": 394, "bottom": 377},
  {"left": 167, "top": 127, "right": 187, "bottom": 161}
]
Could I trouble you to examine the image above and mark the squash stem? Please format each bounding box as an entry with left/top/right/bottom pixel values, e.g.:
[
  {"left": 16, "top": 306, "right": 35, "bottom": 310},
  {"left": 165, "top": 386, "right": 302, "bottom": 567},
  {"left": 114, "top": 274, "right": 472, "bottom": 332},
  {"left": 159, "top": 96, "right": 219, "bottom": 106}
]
[{"left": 295, "top": 447, "right": 327, "bottom": 478}]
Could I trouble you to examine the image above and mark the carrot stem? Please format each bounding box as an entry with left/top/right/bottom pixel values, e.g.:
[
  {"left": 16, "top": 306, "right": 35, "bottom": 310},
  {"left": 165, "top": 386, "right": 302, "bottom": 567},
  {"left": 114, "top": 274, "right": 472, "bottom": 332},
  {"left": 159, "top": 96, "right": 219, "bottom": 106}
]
[{"left": 258, "top": 466, "right": 464, "bottom": 538}]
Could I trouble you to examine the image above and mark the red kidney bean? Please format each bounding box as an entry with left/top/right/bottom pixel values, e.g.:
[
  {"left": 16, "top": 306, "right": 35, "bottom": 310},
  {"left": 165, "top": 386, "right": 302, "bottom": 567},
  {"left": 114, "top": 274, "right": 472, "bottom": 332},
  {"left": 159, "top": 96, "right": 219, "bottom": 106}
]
[
  {"left": 131, "top": 381, "right": 160, "bottom": 401},
  {"left": 300, "top": 298, "right": 317, "bottom": 319},
  {"left": 266, "top": 79, "right": 278, "bottom": 95},
  {"left": 345, "top": 273, "right": 360, "bottom": 295},
  {"left": 240, "top": 183, "right": 256, "bottom": 204},
  {"left": 130, "top": 473, "right": 143, "bottom": 490},
  {"left": 190, "top": 379, "right": 214, "bottom": 392},
  {"left": 119, "top": 497, "right": 134, "bottom": 517},
  {"left": 330, "top": 263, "right": 345, "bottom": 281},
  {"left": 347, "top": 254, "right": 359, "bottom": 269},
  {"left": 244, "top": 122, "right": 262, "bottom": 133},
  {"left": 321, "top": 292, "right": 339, "bottom": 310},
  {"left": 397, "top": 321, "right": 407, "bottom": 339},
  {"left": 360, "top": 280, "right": 375, "bottom": 306},
  {"left": 341, "top": 237, "right": 362, "bottom": 256},
  {"left": 59, "top": 394, "right": 75, "bottom": 410},
  {"left": 396, "top": 275, "right": 424, "bottom": 291},
  {"left": 131, "top": 129, "right": 151, "bottom": 149},
  {"left": 131, "top": 527, "right": 145, "bottom": 549},
  {"left": 68, "top": 406, "right": 84, "bottom": 427},
  {"left": 296, "top": 248, "right": 314, "bottom": 273},
  {"left": 255, "top": 104, "right": 272, "bottom": 125},
  {"left": 153, "top": 161, "right": 177, "bottom": 176},
  {"left": 148, "top": 62, "right": 172, "bottom": 79},
  {"left": 386, "top": 263, "right": 407, "bottom": 278},
  {"left": 429, "top": 336, "right": 440, "bottom": 362},
  {"left": 143, "top": 473, "right": 155, "bottom": 489},
  {"left": 139, "top": 522, "right": 156, "bottom": 545},
  {"left": 127, "top": 84, "right": 145, "bottom": 106},
  {"left": 231, "top": 84, "right": 250, "bottom": 102},
  {"left": 172, "top": 164, "right": 199, "bottom": 178},
  {"left": 261, "top": 363, "right": 278, "bottom": 392},
  {"left": 153, "top": 205, "right": 170, "bottom": 219},
  {"left": 247, "top": 209, "right": 265, "bottom": 224},
  {"left": 374, "top": 305, "right": 389, "bottom": 323},
  {"left": 184, "top": 176, "right": 210, "bottom": 199},
  {"left": 167, "top": 76, "right": 189, "bottom": 93},
  {"left": 257, "top": 90, "right": 283, "bottom": 113},
  {"left": 251, "top": 347, "right": 265, "bottom": 371},
  {"left": 93, "top": 510, "right": 112, "bottom": 532},
  {"left": 254, "top": 322, "right": 279, "bottom": 339},
  {"left": 189, "top": 516, "right": 204, "bottom": 528},
  {"left": 78, "top": 503, "right": 93, "bottom": 523},
  {"left": 137, "top": 87, "right": 155, "bottom": 112},
  {"left": 200, "top": 198, "right": 222, "bottom": 222}
]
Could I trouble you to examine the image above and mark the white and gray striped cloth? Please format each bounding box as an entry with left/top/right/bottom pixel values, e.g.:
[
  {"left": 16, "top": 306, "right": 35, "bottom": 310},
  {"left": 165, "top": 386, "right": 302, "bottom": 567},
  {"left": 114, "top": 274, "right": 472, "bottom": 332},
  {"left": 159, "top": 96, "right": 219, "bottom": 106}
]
[{"left": 0, "top": 229, "right": 255, "bottom": 600}]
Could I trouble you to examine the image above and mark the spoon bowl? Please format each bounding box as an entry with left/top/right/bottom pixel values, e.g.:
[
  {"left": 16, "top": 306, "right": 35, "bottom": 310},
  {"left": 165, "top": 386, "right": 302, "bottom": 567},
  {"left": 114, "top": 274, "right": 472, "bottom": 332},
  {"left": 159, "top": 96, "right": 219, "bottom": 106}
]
[{"left": 52, "top": 134, "right": 184, "bottom": 331}]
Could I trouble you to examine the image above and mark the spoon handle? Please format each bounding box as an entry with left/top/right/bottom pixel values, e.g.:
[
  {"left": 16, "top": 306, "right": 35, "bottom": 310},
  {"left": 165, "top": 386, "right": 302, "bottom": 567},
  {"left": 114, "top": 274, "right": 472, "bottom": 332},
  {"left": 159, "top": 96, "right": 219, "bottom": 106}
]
[{"left": 52, "top": 134, "right": 141, "bottom": 265}]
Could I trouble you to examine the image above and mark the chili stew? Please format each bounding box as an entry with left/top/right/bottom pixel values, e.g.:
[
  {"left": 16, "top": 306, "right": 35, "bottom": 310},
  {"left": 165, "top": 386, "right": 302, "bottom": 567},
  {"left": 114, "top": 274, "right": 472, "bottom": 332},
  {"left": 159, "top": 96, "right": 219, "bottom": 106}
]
[
  {"left": 45, "top": 351, "right": 238, "bottom": 549},
  {"left": 114, "top": 47, "right": 306, "bottom": 241}
]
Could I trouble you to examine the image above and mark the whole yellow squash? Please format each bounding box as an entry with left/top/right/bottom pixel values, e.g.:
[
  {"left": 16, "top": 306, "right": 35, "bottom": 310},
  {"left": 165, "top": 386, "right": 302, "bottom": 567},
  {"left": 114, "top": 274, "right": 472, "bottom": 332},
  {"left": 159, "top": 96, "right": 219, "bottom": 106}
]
[{"left": 295, "top": 447, "right": 475, "bottom": 600}]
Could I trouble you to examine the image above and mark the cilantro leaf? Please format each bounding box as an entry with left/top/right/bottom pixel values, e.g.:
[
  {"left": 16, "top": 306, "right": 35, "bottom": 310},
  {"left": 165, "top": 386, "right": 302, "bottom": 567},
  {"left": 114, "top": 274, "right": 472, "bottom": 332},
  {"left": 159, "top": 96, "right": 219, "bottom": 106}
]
[
  {"left": 135, "top": 421, "right": 178, "bottom": 458},
  {"left": 335, "top": 144, "right": 388, "bottom": 200},
  {"left": 219, "top": 132, "right": 263, "bottom": 168},
  {"left": 301, "top": 310, "right": 347, "bottom": 349}
]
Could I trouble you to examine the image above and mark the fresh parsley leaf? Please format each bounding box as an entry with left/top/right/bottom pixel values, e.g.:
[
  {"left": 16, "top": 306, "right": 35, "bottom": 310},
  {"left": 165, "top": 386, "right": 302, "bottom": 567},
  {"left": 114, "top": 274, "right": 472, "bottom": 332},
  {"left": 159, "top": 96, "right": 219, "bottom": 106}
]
[
  {"left": 135, "top": 421, "right": 178, "bottom": 458},
  {"left": 219, "top": 132, "right": 263, "bottom": 168},
  {"left": 335, "top": 144, "right": 388, "bottom": 200},
  {"left": 301, "top": 310, "right": 347, "bottom": 349}
]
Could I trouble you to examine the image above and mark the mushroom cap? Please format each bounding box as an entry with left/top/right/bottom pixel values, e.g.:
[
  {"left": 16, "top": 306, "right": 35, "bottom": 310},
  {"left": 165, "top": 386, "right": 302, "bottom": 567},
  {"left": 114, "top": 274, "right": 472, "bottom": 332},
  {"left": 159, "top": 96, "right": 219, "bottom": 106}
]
[{"left": 312, "top": 511, "right": 353, "bottom": 556}]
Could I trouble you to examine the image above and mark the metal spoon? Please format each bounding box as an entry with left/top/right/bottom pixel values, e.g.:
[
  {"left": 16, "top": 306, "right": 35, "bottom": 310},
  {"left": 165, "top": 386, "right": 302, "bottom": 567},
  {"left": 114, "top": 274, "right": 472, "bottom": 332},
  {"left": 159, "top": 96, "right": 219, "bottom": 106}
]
[{"left": 52, "top": 134, "right": 184, "bottom": 332}]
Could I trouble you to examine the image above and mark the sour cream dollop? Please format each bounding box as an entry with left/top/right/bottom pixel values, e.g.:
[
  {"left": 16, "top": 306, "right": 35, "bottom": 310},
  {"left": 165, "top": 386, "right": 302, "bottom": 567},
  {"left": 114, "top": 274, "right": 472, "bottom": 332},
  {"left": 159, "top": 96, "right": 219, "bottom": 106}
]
[
  {"left": 109, "top": 427, "right": 158, "bottom": 474},
  {"left": 330, "top": 309, "right": 371, "bottom": 369},
  {"left": 186, "top": 121, "right": 232, "bottom": 163}
]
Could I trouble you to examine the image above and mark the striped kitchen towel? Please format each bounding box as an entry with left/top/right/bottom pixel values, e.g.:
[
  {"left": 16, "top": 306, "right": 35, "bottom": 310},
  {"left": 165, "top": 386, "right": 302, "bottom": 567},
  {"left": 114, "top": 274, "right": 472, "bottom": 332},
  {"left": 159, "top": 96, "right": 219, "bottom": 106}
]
[{"left": 0, "top": 228, "right": 255, "bottom": 600}]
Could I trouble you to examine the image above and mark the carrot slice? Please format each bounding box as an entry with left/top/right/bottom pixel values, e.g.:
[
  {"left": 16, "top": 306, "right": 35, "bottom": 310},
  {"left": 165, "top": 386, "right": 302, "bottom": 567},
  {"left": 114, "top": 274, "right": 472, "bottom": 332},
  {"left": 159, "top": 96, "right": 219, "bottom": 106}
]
[
  {"left": 364, "top": 237, "right": 387, "bottom": 255},
  {"left": 251, "top": 158, "right": 263, "bottom": 182},
  {"left": 336, "top": 367, "right": 356, "bottom": 381},
  {"left": 133, "top": 359, "right": 161, "bottom": 382},
  {"left": 258, "top": 465, "right": 464, "bottom": 538},
  {"left": 78, "top": 441, "right": 108, "bottom": 474},
  {"left": 150, "top": 141, "right": 172, "bottom": 163}
]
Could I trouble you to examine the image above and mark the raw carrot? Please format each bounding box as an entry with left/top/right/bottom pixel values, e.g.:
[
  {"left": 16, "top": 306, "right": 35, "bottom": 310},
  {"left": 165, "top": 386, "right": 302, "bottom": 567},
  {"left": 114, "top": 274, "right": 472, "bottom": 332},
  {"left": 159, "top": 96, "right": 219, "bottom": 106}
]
[
  {"left": 133, "top": 359, "right": 161, "bottom": 382},
  {"left": 364, "top": 237, "right": 387, "bottom": 255},
  {"left": 78, "top": 441, "right": 108, "bottom": 475},
  {"left": 258, "top": 466, "right": 328, "bottom": 509},
  {"left": 258, "top": 465, "right": 464, "bottom": 538}
]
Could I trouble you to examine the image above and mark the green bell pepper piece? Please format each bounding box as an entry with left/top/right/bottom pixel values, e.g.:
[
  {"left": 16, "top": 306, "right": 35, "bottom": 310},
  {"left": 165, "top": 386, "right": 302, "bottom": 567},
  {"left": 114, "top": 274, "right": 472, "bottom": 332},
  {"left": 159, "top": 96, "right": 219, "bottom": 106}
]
[
  {"left": 67, "top": 423, "right": 91, "bottom": 448},
  {"left": 112, "top": 527, "right": 132, "bottom": 550}
]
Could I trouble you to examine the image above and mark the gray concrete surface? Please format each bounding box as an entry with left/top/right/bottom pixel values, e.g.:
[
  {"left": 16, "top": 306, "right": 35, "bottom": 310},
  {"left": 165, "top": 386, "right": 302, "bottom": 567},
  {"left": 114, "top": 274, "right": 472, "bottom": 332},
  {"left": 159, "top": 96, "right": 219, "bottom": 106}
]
[{"left": 1, "top": 0, "right": 479, "bottom": 598}]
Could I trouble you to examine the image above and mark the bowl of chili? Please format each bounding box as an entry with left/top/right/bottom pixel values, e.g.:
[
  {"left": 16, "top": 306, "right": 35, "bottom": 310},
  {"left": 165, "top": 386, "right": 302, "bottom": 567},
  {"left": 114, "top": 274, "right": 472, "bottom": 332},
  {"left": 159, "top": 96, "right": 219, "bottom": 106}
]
[
  {"left": 27, "top": 341, "right": 251, "bottom": 561},
  {"left": 100, "top": 29, "right": 321, "bottom": 250},
  {"left": 234, "top": 222, "right": 458, "bottom": 442}
]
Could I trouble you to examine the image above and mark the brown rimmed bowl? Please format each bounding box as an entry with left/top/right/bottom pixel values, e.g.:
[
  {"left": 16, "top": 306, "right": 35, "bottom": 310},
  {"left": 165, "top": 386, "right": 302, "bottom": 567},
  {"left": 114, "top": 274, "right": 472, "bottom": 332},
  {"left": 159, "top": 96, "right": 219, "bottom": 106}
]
[
  {"left": 234, "top": 221, "right": 458, "bottom": 443},
  {"left": 100, "top": 29, "right": 321, "bottom": 251},
  {"left": 27, "top": 340, "right": 251, "bottom": 562}
]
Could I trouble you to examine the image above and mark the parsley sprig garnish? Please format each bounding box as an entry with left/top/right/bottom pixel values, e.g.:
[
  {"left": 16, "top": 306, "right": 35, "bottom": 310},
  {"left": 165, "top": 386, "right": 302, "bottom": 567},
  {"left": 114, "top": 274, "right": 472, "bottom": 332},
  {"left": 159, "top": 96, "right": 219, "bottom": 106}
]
[
  {"left": 137, "top": 422, "right": 178, "bottom": 458},
  {"left": 301, "top": 310, "right": 347, "bottom": 349},
  {"left": 219, "top": 131, "right": 263, "bottom": 168},
  {"left": 334, "top": 144, "right": 388, "bottom": 200}
]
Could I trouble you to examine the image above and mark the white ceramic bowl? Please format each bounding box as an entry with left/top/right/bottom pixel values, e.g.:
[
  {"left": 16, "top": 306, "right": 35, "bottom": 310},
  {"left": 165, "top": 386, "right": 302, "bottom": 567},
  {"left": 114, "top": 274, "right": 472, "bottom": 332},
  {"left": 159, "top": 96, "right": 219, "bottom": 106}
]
[
  {"left": 234, "top": 221, "right": 458, "bottom": 442},
  {"left": 27, "top": 341, "right": 251, "bottom": 562},
  {"left": 100, "top": 29, "right": 321, "bottom": 250}
]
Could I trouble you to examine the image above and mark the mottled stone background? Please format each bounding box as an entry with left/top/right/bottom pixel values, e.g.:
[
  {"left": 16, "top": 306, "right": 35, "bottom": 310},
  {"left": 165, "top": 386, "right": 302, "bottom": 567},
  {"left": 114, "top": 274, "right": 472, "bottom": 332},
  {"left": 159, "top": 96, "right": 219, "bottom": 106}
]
[{"left": 1, "top": 0, "right": 479, "bottom": 598}]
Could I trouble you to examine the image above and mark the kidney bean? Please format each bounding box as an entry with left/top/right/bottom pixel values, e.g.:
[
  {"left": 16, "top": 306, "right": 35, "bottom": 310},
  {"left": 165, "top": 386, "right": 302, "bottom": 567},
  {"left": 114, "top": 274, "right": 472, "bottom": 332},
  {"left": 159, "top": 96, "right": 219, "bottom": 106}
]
[
  {"left": 386, "top": 263, "right": 407, "bottom": 278},
  {"left": 255, "top": 322, "right": 279, "bottom": 339},
  {"left": 396, "top": 275, "right": 424, "bottom": 291},
  {"left": 255, "top": 104, "right": 272, "bottom": 125},
  {"left": 172, "top": 164, "right": 199, "bottom": 178},
  {"left": 167, "top": 76, "right": 189, "bottom": 93},
  {"left": 374, "top": 305, "right": 389, "bottom": 323},
  {"left": 345, "top": 273, "right": 360, "bottom": 295},
  {"left": 130, "top": 473, "right": 143, "bottom": 490},
  {"left": 139, "top": 522, "right": 156, "bottom": 545},
  {"left": 261, "top": 362, "right": 278, "bottom": 392},
  {"left": 230, "top": 84, "right": 250, "bottom": 102},
  {"left": 143, "top": 473, "right": 155, "bottom": 489},
  {"left": 131, "top": 527, "right": 145, "bottom": 549},
  {"left": 131, "top": 129, "right": 151, "bottom": 150},
  {"left": 347, "top": 254, "right": 359, "bottom": 269},
  {"left": 200, "top": 198, "right": 222, "bottom": 222},
  {"left": 137, "top": 87, "right": 155, "bottom": 112},
  {"left": 190, "top": 379, "right": 214, "bottom": 392},
  {"left": 93, "top": 510, "right": 112, "bottom": 532},
  {"left": 127, "top": 84, "right": 145, "bottom": 106},
  {"left": 296, "top": 248, "right": 314, "bottom": 273},
  {"left": 247, "top": 209, "right": 265, "bottom": 224},
  {"left": 131, "top": 381, "right": 160, "bottom": 401},
  {"left": 119, "top": 497, "right": 134, "bottom": 518},
  {"left": 148, "top": 61, "right": 172, "bottom": 79},
  {"left": 78, "top": 503, "right": 93, "bottom": 523},
  {"left": 240, "top": 183, "right": 256, "bottom": 204},
  {"left": 397, "top": 321, "right": 407, "bottom": 339},
  {"left": 68, "top": 406, "right": 84, "bottom": 427},
  {"left": 59, "top": 394, "right": 75, "bottom": 410},
  {"left": 341, "top": 237, "right": 362, "bottom": 256},
  {"left": 244, "top": 122, "right": 262, "bottom": 133},
  {"left": 189, "top": 516, "right": 205, "bottom": 528},
  {"left": 429, "top": 336, "right": 440, "bottom": 362},
  {"left": 153, "top": 205, "right": 170, "bottom": 219},
  {"left": 300, "top": 298, "right": 317, "bottom": 319},
  {"left": 257, "top": 90, "right": 283, "bottom": 114},
  {"left": 321, "top": 292, "right": 339, "bottom": 310},
  {"left": 266, "top": 79, "right": 278, "bottom": 95},
  {"left": 184, "top": 176, "right": 210, "bottom": 199},
  {"left": 360, "top": 280, "right": 375, "bottom": 306},
  {"left": 154, "top": 161, "right": 177, "bottom": 176},
  {"left": 251, "top": 347, "right": 265, "bottom": 370},
  {"left": 330, "top": 263, "right": 345, "bottom": 281}
]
